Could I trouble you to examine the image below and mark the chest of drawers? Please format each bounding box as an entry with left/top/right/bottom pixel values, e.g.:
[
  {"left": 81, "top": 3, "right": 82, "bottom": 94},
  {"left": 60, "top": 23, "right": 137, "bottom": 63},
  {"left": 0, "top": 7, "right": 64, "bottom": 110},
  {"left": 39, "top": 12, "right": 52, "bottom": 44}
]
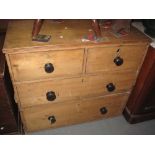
[{"left": 3, "top": 20, "right": 150, "bottom": 132}]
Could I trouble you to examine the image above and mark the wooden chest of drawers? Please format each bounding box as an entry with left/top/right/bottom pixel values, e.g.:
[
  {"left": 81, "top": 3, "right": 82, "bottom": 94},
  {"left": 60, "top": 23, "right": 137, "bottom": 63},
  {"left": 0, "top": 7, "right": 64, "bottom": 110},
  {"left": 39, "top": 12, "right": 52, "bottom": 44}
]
[{"left": 3, "top": 20, "right": 150, "bottom": 132}]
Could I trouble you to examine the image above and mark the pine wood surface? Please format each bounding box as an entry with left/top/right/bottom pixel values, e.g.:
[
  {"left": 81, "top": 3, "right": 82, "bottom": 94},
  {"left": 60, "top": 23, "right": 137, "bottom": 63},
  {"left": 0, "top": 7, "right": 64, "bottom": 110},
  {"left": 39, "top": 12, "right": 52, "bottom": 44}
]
[
  {"left": 3, "top": 20, "right": 150, "bottom": 53},
  {"left": 16, "top": 71, "right": 136, "bottom": 108},
  {"left": 86, "top": 45, "right": 147, "bottom": 73},
  {"left": 2, "top": 20, "right": 150, "bottom": 132},
  {"left": 22, "top": 93, "right": 129, "bottom": 132},
  {"left": 9, "top": 49, "right": 84, "bottom": 82},
  {"left": 8, "top": 44, "right": 147, "bottom": 83}
]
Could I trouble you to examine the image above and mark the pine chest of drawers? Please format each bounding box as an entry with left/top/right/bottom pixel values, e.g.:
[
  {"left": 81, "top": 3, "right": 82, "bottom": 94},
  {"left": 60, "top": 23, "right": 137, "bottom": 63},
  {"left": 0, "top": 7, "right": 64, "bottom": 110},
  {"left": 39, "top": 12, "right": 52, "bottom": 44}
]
[{"left": 3, "top": 20, "right": 150, "bottom": 132}]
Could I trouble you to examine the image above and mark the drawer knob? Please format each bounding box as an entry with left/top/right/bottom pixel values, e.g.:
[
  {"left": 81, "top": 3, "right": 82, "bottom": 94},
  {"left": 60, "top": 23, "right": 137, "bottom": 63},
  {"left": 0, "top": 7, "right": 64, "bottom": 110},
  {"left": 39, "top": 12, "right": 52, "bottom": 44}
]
[
  {"left": 46, "top": 91, "right": 56, "bottom": 101},
  {"left": 106, "top": 83, "right": 115, "bottom": 92},
  {"left": 100, "top": 107, "right": 108, "bottom": 114},
  {"left": 48, "top": 116, "right": 56, "bottom": 124},
  {"left": 44, "top": 63, "right": 54, "bottom": 73},
  {"left": 114, "top": 56, "right": 123, "bottom": 66}
]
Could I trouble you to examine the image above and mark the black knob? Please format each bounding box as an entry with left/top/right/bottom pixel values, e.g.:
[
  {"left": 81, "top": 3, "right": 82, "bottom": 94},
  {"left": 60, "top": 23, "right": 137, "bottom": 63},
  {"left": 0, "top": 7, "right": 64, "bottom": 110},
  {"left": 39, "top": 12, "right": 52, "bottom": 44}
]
[
  {"left": 100, "top": 107, "right": 108, "bottom": 115},
  {"left": 44, "top": 63, "right": 54, "bottom": 73},
  {"left": 48, "top": 116, "right": 56, "bottom": 124},
  {"left": 46, "top": 91, "right": 56, "bottom": 101},
  {"left": 114, "top": 56, "right": 123, "bottom": 66},
  {"left": 106, "top": 83, "right": 115, "bottom": 92}
]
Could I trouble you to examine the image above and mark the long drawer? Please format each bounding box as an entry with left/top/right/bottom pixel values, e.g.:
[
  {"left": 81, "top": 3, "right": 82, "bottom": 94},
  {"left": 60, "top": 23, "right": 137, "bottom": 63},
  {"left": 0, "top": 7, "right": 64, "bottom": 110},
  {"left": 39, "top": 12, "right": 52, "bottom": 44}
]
[
  {"left": 16, "top": 71, "right": 136, "bottom": 107},
  {"left": 9, "top": 49, "right": 84, "bottom": 82},
  {"left": 86, "top": 45, "right": 147, "bottom": 73},
  {"left": 22, "top": 93, "right": 129, "bottom": 132}
]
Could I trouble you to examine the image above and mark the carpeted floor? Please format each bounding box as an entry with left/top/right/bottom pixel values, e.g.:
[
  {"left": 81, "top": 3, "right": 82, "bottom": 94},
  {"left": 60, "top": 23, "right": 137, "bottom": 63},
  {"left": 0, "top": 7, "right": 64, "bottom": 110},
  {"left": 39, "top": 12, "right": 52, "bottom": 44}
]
[{"left": 28, "top": 115, "right": 155, "bottom": 135}]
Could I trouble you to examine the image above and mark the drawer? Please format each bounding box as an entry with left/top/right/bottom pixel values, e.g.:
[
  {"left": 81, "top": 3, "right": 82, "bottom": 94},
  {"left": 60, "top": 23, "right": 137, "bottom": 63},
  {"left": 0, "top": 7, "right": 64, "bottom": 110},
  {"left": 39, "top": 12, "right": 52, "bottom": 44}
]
[
  {"left": 86, "top": 45, "right": 147, "bottom": 73},
  {"left": 22, "top": 100, "right": 79, "bottom": 132},
  {"left": 16, "top": 71, "right": 135, "bottom": 107},
  {"left": 17, "top": 77, "right": 84, "bottom": 107},
  {"left": 83, "top": 71, "right": 136, "bottom": 97},
  {"left": 9, "top": 49, "right": 84, "bottom": 82},
  {"left": 22, "top": 93, "right": 129, "bottom": 132},
  {"left": 76, "top": 93, "right": 129, "bottom": 122}
]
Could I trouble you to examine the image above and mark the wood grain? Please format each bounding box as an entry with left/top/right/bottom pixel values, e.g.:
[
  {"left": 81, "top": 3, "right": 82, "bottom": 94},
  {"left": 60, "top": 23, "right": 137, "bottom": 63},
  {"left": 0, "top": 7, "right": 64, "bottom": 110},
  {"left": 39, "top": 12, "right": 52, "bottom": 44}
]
[
  {"left": 16, "top": 71, "right": 136, "bottom": 108},
  {"left": 3, "top": 20, "right": 150, "bottom": 132},
  {"left": 3, "top": 20, "right": 150, "bottom": 54},
  {"left": 22, "top": 93, "right": 129, "bottom": 132},
  {"left": 86, "top": 45, "right": 147, "bottom": 73},
  {"left": 9, "top": 49, "right": 84, "bottom": 82}
]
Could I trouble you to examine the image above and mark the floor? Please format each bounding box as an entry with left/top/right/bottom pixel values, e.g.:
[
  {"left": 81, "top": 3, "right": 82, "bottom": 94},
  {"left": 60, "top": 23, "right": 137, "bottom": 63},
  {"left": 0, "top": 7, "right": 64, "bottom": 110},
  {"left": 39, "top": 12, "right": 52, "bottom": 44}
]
[{"left": 29, "top": 115, "right": 155, "bottom": 135}]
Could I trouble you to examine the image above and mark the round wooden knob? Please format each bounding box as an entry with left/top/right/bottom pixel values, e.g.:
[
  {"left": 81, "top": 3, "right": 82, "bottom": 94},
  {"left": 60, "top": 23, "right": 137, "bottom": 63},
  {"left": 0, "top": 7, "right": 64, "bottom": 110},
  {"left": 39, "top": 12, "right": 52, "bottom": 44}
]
[
  {"left": 44, "top": 63, "right": 54, "bottom": 73},
  {"left": 48, "top": 116, "right": 56, "bottom": 124},
  {"left": 106, "top": 83, "right": 115, "bottom": 92},
  {"left": 46, "top": 91, "right": 56, "bottom": 101},
  {"left": 114, "top": 56, "right": 123, "bottom": 66},
  {"left": 100, "top": 107, "right": 108, "bottom": 115}
]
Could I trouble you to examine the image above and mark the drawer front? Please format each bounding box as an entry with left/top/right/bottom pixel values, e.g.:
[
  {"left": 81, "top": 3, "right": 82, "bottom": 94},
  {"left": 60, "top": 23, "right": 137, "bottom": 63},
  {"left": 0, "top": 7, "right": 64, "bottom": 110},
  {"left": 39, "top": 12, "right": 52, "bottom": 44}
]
[
  {"left": 76, "top": 93, "right": 129, "bottom": 122},
  {"left": 17, "top": 71, "right": 135, "bottom": 107},
  {"left": 22, "top": 100, "right": 79, "bottom": 132},
  {"left": 86, "top": 45, "right": 147, "bottom": 73},
  {"left": 9, "top": 49, "right": 84, "bottom": 82},
  {"left": 83, "top": 71, "right": 136, "bottom": 97},
  {"left": 22, "top": 93, "right": 129, "bottom": 132},
  {"left": 17, "top": 77, "right": 84, "bottom": 107}
]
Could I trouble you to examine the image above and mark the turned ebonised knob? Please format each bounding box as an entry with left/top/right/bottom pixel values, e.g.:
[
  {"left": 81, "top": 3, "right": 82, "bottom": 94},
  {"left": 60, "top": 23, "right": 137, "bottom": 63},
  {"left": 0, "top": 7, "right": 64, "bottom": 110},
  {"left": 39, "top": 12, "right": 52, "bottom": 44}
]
[
  {"left": 100, "top": 107, "right": 108, "bottom": 115},
  {"left": 46, "top": 91, "right": 56, "bottom": 101},
  {"left": 106, "top": 83, "right": 115, "bottom": 92},
  {"left": 48, "top": 116, "right": 56, "bottom": 124},
  {"left": 114, "top": 56, "right": 123, "bottom": 66},
  {"left": 44, "top": 63, "right": 54, "bottom": 73}
]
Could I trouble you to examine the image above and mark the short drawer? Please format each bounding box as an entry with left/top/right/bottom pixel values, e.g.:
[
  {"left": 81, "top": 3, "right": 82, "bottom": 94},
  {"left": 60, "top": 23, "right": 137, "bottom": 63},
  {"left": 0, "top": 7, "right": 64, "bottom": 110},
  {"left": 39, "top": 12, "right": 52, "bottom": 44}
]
[
  {"left": 22, "top": 100, "right": 79, "bottom": 132},
  {"left": 22, "top": 93, "right": 129, "bottom": 132},
  {"left": 16, "top": 71, "right": 135, "bottom": 108},
  {"left": 9, "top": 49, "right": 84, "bottom": 82},
  {"left": 17, "top": 77, "right": 84, "bottom": 107},
  {"left": 83, "top": 71, "right": 136, "bottom": 97},
  {"left": 76, "top": 93, "right": 129, "bottom": 123},
  {"left": 86, "top": 45, "right": 147, "bottom": 73}
]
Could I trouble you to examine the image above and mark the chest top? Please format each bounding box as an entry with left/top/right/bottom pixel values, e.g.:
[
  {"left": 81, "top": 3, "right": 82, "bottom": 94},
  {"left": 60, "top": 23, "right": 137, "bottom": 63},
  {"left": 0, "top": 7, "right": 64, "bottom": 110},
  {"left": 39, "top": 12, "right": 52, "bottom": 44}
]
[{"left": 3, "top": 20, "right": 150, "bottom": 54}]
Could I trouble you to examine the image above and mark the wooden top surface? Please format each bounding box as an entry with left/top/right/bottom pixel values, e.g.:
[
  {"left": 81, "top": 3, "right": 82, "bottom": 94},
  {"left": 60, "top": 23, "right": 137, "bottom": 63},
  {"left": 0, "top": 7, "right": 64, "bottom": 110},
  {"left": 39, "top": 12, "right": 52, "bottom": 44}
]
[{"left": 3, "top": 20, "right": 150, "bottom": 53}]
